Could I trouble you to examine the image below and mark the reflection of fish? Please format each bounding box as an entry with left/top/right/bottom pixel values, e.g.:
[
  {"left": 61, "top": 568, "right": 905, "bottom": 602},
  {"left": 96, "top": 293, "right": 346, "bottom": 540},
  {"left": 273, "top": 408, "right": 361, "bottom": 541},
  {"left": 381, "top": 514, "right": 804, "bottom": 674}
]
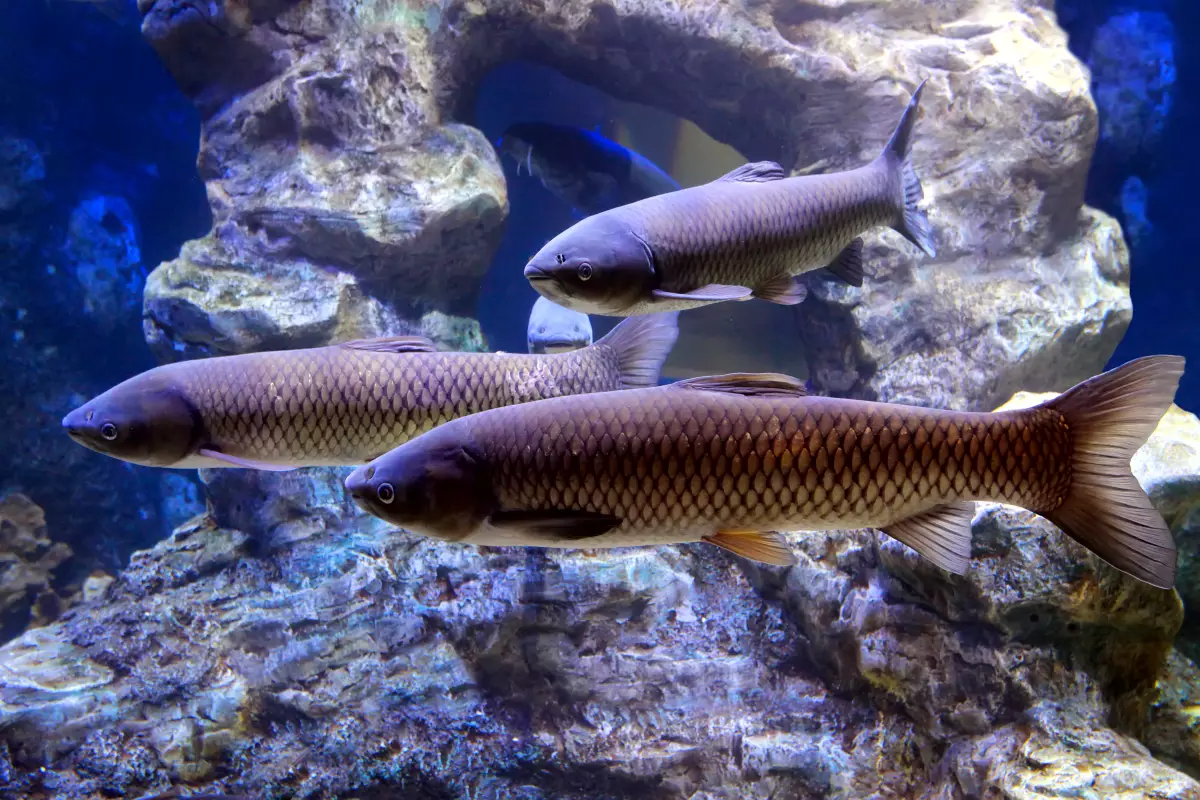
[
  {"left": 347, "top": 356, "right": 1184, "bottom": 589},
  {"left": 62, "top": 313, "right": 679, "bottom": 470},
  {"left": 527, "top": 296, "right": 592, "bottom": 354},
  {"left": 523, "top": 81, "right": 936, "bottom": 317},
  {"left": 498, "top": 122, "right": 680, "bottom": 217}
]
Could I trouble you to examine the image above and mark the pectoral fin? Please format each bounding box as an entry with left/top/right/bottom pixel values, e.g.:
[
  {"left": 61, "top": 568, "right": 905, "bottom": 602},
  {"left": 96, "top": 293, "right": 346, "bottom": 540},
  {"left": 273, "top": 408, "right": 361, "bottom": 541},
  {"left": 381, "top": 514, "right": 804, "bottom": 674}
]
[
  {"left": 652, "top": 284, "right": 753, "bottom": 303},
  {"left": 753, "top": 274, "right": 808, "bottom": 305},
  {"left": 824, "top": 238, "right": 864, "bottom": 287},
  {"left": 197, "top": 448, "right": 297, "bottom": 472},
  {"left": 488, "top": 509, "right": 622, "bottom": 541},
  {"left": 703, "top": 530, "right": 797, "bottom": 565},
  {"left": 880, "top": 502, "right": 975, "bottom": 574}
]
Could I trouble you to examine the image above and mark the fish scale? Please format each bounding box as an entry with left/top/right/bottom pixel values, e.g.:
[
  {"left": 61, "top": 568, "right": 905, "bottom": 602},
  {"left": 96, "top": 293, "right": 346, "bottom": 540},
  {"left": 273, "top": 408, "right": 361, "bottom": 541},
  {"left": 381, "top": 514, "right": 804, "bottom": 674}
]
[
  {"left": 462, "top": 387, "right": 1071, "bottom": 549},
  {"left": 637, "top": 165, "right": 895, "bottom": 294},
  {"left": 63, "top": 312, "right": 680, "bottom": 470},
  {"left": 179, "top": 347, "right": 627, "bottom": 466}
]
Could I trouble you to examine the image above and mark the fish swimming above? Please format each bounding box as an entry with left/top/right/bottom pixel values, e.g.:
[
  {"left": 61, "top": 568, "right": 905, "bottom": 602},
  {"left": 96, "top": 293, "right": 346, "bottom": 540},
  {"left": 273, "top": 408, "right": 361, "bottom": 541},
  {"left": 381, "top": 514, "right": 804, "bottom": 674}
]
[
  {"left": 61, "top": 313, "right": 679, "bottom": 470},
  {"left": 498, "top": 122, "right": 681, "bottom": 217},
  {"left": 346, "top": 355, "right": 1185, "bottom": 590},
  {"left": 522, "top": 81, "right": 936, "bottom": 316},
  {"left": 528, "top": 295, "right": 593, "bottom": 354}
]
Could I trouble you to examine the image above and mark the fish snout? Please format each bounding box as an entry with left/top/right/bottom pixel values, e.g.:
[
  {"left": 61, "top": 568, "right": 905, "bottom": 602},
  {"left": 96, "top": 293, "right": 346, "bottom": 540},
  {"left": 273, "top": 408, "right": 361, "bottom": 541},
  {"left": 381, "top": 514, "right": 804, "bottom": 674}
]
[
  {"left": 345, "top": 467, "right": 372, "bottom": 499},
  {"left": 523, "top": 263, "right": 552, "bottom": 283},
  {"left": 62, "top": 408, "right": 91, "bottom": 442}
]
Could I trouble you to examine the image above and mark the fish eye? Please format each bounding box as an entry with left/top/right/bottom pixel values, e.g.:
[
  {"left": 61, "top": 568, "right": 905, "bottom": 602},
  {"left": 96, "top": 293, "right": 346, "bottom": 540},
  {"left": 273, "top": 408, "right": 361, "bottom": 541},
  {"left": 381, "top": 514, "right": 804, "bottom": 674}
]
[
  {"left": 377, "top": 482, "right": 395, "bottom": 504},
  {"left": 578, "top": 262, "right": 593, "bottom": 281},
  {"left": 100, "top": 423, "right": 118, "bottom": 441},
  {"left": 555, "top": 253, "right": 566, "bottom": 265}
]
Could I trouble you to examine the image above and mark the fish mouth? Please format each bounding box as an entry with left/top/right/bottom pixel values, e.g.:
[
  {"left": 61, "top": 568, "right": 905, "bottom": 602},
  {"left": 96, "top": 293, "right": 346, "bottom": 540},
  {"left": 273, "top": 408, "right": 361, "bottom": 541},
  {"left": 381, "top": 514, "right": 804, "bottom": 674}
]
[
  {"left": 523, "top": 264, "right": 552, "bottom": 283},
  {"left": 531, "top": 339, "right": 586, "bottom": 354},
  {"left": 61, "top": 411, "right": 90, "bottom": 445}
]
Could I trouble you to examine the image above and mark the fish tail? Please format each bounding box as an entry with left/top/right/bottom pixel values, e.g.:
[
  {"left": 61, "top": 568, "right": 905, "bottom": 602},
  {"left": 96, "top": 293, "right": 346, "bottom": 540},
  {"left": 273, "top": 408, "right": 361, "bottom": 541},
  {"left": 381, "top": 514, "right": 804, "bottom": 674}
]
[
  {"left": 880, "top": 79, "right": 936, "bottom": 258},
  {"left": 1040, "top": 355, "right": 1186, "bottom": 588},
  {"left": 593, "top": 312, "right": 680, "bottom": 389}
]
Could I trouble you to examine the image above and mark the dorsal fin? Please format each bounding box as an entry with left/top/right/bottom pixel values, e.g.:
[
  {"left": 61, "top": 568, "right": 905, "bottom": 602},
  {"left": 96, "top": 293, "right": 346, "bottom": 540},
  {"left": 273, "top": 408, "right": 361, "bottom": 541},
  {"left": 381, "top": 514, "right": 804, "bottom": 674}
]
[
  {"left": 714, "top": 161, "right": 788, "bottom": 184},
  {"left": 340, "top": 335, "right": 438, "bottom": 354},
  {"left": 673, "top": 373, "right": 808, "bottom": 398}
]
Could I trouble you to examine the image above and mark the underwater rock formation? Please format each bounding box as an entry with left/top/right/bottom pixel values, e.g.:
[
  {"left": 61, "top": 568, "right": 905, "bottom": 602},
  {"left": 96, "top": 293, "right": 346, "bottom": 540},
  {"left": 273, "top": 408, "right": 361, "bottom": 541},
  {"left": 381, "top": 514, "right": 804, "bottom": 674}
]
[
  {"left": 0, "top": 494, "right": 71, "bottom": 641},
  {"left": 2, "top": 388, "right": 1199, "bottom": 797},
  {"left": 138, "top": 0, "right": 1128, "bottom": 411},
  {"left": 139, "top": 20, "right": 509, "bottom": 360}
]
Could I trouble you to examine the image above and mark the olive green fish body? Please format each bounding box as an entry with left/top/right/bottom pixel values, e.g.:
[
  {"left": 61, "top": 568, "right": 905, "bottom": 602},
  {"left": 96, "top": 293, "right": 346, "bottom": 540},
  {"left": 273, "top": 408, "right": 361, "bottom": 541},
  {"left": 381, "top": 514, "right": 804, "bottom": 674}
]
[
  {"left": 349, "top": 357, "right": 1185, "bottom": 589},
  {"left": 522, "top": 81, "right": 936, "bottom": 316},
  {"left": 170, "top": 344, "right": 629, "bottom": 468},
  {"left": 451, "top": 386, "right": 1071, "bottom": 548},
  {"left": 62, "top": 313, "right": 679, "bottom": 469},
  {"left": 612, "top": 165, "right": 898, "bottom": 315}
]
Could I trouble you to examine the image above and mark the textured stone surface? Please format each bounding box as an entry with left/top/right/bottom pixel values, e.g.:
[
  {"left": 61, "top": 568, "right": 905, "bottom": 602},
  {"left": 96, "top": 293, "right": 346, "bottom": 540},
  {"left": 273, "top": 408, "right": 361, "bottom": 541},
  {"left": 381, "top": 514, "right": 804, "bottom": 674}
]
[
  {"left": 0, "top": 494, "right": 71, "bottom": 641},
  {"left": 137, "top": 0, "right": 1127, "bottom": 408},
  {"left": 141, "top": 119, "right": 504, "bottom": 360},
  {"left": 2, "top": 397, "right": 1199, "bottom": 797}
]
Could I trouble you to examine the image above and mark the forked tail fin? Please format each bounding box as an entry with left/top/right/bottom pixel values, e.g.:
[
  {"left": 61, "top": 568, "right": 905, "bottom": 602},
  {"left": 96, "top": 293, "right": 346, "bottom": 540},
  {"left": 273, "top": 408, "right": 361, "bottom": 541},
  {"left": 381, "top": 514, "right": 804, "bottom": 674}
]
[
  {"left": 1042, "top": 355, "right": 1186, "bottom": 588},
  {"left": 880, "top": 79, "right": 936, "bottom": 259},
  {"left": 593, "top": 311, "right": 680, "bottom": 389}
]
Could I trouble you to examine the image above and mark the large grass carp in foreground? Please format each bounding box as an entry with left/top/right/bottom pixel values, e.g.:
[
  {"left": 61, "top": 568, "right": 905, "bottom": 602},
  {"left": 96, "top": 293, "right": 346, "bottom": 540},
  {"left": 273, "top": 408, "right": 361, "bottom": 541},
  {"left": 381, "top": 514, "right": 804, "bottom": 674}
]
[
  {"left": 347, "top": 356, "right": 1185, "bottom": 589},
  {"left": 523, "top": 81, "right": 936, "bottom": 316},
  {"left": 61, "top": 313, "right": 679, "bottom": 470}
]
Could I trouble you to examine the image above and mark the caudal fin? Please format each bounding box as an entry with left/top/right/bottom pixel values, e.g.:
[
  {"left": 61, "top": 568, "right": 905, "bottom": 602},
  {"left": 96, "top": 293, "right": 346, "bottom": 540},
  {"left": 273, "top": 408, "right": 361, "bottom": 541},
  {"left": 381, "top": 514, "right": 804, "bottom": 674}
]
[
  {"left": 880, "top": 79, "right": 936, "bottom": 259},
  {"left": 1042, "top": 355, "right": 1186, "bottom": 588},
  {"left": 594, "top": 312, "right": 680, "bottom": 389}
]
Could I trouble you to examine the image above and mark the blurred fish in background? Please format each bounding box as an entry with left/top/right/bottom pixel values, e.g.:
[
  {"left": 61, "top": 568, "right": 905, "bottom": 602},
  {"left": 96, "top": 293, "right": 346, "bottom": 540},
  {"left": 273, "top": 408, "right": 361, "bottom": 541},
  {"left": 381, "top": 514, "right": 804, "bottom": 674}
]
[
  {"left": 526, "top": 295, "right": 592, "bottom": 353},
  {"left": 498, "top": 121, "right": 681, "bottom": 217}
]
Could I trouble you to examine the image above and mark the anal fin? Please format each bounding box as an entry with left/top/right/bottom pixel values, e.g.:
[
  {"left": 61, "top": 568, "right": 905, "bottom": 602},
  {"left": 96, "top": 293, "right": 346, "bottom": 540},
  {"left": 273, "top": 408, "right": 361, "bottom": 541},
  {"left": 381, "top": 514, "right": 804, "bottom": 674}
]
[
  {"left": 197, "top": 448, "right": 297, "bottom": 472},
  {"left": 652, "top": 284, "right": 753, "bottom": 303},
  {"left": 703, "top": 530, "right": 797, "bottom": 566},
  {"left": 824, "top": 238, "right": 864, "bottom": 287},
  {"left": 753, "top": 274, "right": 808, "bottom": 305},
  {"left": 880, "top": 502, "right": 975, "bottom": 574}
]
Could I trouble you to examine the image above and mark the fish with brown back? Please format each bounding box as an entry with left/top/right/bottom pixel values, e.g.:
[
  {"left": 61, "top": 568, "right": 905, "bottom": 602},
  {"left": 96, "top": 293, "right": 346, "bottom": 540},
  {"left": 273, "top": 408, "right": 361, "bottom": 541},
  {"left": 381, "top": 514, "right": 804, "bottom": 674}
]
[
  {"left": 61, "top": 313, "right": 679, "bottom": 470},
  {"left": 522, "top": 81, "right": 936, "bottom": 316},
  {"left": 347, "top": 355, "right": 1185, "bottom": 589}
]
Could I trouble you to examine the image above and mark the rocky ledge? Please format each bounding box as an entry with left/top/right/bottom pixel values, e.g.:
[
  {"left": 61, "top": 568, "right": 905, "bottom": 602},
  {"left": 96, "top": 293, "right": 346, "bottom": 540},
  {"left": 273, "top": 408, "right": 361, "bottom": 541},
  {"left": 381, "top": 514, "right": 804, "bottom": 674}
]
[{"left": 2, "top": 393, "right": 1200, "bottom": 798}]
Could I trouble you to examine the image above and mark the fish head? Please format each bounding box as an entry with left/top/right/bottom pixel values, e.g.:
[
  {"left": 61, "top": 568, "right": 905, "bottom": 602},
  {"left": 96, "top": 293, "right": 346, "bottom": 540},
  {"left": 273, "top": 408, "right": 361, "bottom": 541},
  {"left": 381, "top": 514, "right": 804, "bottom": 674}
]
[
  {"left": 527, "top": 296, "right": 593, "bottom": 353},
  {"left": 523, "top": 213, "right": 654, "bottom": 315},
  {"left": 345, "top": 427, "right": 493, "bottom": 541},
  {"left": 62, "top": 371, "right": 199, "bottom": 467}
]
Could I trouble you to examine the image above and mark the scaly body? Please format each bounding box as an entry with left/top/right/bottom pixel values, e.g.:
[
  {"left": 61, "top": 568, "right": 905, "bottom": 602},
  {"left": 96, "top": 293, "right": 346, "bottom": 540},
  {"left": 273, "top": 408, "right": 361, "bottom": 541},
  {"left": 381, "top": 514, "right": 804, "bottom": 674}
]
[
  {"left": 62, "top": 314, "right": 678, "bottom": 470},
  {"left": 599, "top": 165, "right": 898, "bottom": 315},
  {"left": 349, "top": 357, "right": 1185, "bottom": 589},
  {"left": 522, "top": 81, "right": 936, "bottom": 316}
]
